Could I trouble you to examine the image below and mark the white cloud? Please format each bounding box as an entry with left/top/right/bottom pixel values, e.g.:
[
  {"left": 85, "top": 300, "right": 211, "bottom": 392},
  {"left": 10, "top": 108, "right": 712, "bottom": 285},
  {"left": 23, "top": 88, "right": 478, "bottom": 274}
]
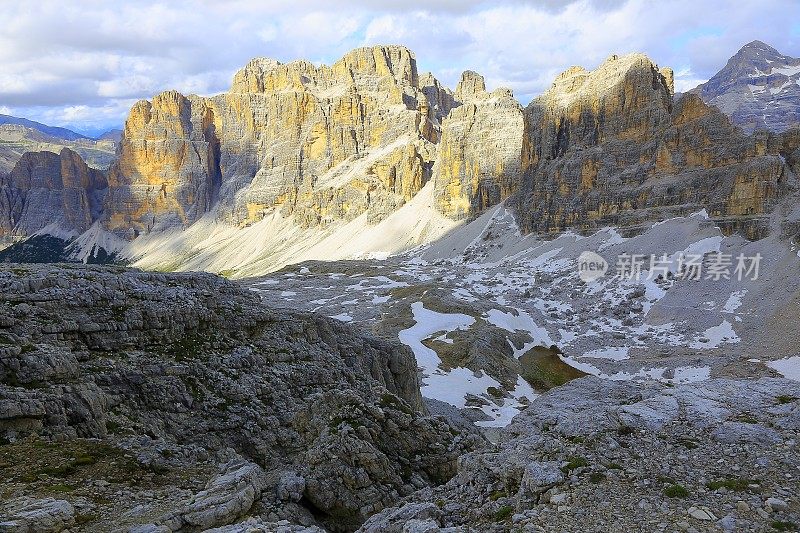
[{"left": 0, "top": 0, "right": 798, "bottom": 130}]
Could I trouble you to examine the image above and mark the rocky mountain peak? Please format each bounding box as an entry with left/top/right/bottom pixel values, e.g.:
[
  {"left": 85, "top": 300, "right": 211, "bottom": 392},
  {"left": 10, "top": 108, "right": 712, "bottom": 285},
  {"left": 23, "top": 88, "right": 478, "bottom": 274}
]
[
  {"left": 333, "top": 44, "right": 419, "bottom": 86},
  {"left": 230, "top": 57, "right": 282, "bottom": 93},
  {"left": 540, "top": 53, "right": 672, "bottom": 111},
  {"left": 692, "top": 40, "right": 800, "bottom": 133},
  {"left": 454, "top": 70, "right": 487, "bottom": 101},
  {"left": 0, "top": 148, "right": 106, "bottom": 237}
]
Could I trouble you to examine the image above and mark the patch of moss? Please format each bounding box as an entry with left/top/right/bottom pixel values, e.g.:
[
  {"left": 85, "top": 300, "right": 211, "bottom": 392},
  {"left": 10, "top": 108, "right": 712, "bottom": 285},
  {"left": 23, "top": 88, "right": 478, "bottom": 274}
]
[
  {"left": 561, "top": 456, "right": 589, "bottom": 473},
  {"left": 772, "top": 521, "right": 797, "bottom": 531},
  {"left": 494, "top": 505, "right": 514, "bottom": 521},
  {"left": 519, "top": 346, "right": 587, "bottom": 391},
  {"left": 663, "top": 484, "right": 689, "bottom": 498},
  {"left": 777, "top": 395, "right": 797, "bottom": 405},
  {"left": 589, "top": 472, "right": 606, "bottom": 483}
]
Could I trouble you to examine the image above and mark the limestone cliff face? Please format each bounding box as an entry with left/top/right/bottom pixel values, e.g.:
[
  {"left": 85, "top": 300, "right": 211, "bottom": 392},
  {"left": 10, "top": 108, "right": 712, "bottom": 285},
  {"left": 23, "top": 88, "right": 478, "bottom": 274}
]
[
  {"left": 0, "top": 148, "right": 107, "bottom": 237},
  {"left": 105, "top": 91, "right": 221, "bottom": 237},
  {"left": 432, "top": 71, "right": 525, "bottom": 219},
  {"left": 5, "top": 46, "right": 800, "bottom": 262},
  {"left": 105, "top": 45, "right": 441, "bottom": 234},
  {"left": 515, "top": 53, "right": 794, "bottom": 238}
]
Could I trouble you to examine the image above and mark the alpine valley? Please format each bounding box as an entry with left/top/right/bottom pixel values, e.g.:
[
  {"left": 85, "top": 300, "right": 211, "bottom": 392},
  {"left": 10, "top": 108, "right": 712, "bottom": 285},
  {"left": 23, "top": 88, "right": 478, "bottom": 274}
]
[{"left": 1, "top": 40, "right": 800, "bottom": 533}]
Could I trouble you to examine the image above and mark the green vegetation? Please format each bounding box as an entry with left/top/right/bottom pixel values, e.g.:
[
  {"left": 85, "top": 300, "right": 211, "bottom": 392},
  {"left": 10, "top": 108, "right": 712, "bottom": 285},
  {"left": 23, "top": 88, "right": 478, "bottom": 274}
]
[
  {"left": 737, "top": 412, "right": 759, "bottom": 424},
  {"left": 777, "top": 395, "right": 797, "bottom": 405},
  {"left": 589, "top": 472, "right": 606, "bottom": 483},
  {"left": 663, "top": 484, "right": 690, "bottom": 498},
  {"left": 379, "top": 393, "right": 414, "bottom": 415},
  {"left": 772, "top": 521, "right": 797, "bottom": 531},
  {"left": 494, "top": 505, "right": 514, "bottom": 521},
  {"left": 519, "top": 346, "right": 587, "bottom": 391},
  {"left": 706, "top": 478, "right": 759, "bottom": 492},
  {"left": 561, "top": 456, "right": 589, "bottom": 473}
]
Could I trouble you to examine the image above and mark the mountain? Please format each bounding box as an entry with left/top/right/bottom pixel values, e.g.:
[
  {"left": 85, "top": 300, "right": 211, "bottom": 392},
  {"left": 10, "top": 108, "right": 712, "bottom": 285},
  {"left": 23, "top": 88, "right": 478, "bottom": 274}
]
[
  {"left": 1, "top": 45, "right": 800, "bottom": 274},
  {"left": 517, "top": 53, "right": 791, "bottom": 239},
  {"left": 691, "top": 40, "right": 800, "bottom": 133},
  {"left": 0, "top": 148, "right": 107, "bottom": 237},
  {"left": 96, "top": 128, "right": 123, "bottom": 142},
  {"left": 0, "top": 115, "right": 118, "bottom": 174},
  {"left": 0, "top": 114, "right": 91, "bottom": 141}
]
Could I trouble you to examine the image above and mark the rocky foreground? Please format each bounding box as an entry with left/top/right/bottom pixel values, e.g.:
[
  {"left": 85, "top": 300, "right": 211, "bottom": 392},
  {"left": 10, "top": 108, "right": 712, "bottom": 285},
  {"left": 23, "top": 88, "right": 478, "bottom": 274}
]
[
  {"left": 1, "top": 265, "right": 799, "bottom": 532},
  {"left": 0, "top": 264, "right": 479, "bottom": 532},
  {"left": 362, "top": 378, "right": 800, "bottom": 533}
]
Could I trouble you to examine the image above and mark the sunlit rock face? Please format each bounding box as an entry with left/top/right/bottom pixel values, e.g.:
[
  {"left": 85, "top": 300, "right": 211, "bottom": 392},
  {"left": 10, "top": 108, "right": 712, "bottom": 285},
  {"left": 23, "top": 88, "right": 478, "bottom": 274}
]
[
  {"left": 432, "top": 71, "right": 525, "bottom": 220},
  {"left": 104, "top": 46, "right": 442, "bottom": 236},
  {"left": 104, "top": 91, "right": 221, "bottom": 237},
  {"left": 514, "top": 53, "right": 796, "bottom": 239},
  {"left": 7, "top": 45, "right": 800, "bottom": 265},
  {"left": 0, "top": 148, "right": 107, "bottom": 237}
]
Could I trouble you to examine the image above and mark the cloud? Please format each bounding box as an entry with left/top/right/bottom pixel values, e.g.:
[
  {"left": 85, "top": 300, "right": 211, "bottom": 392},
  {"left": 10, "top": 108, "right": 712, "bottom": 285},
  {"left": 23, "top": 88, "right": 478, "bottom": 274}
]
[{"left": 1, "top": 0, "right": 799, "bottom": 130}]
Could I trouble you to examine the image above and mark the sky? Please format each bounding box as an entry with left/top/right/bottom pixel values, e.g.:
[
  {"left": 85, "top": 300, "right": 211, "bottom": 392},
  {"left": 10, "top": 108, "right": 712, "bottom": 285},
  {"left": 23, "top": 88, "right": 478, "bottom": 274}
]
[{"left": 1, "top": 0, "right": 799, "bottom": 137}]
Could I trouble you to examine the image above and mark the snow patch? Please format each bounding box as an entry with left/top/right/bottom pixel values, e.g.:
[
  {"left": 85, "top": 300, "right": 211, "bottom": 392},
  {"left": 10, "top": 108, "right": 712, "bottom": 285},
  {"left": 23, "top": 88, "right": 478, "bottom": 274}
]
[{"left": 766, "top": 356, "right": 800, "bottom": 381}]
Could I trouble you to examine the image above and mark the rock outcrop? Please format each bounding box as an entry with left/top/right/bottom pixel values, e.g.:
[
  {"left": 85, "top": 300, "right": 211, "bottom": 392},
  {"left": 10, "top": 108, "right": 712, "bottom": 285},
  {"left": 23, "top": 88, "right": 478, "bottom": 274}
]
[
  {"left": 0, "top": 264, "right": 479, "bottom": 531},
  {"left": 432, "top": 71, "right": 524, "bottom": 219},
  {"left": 104, "top": 91, "right": 221, "bottom": 237},
  {"left": 691, "top": 40, "right": 800, "bottom": 134},
  {"left": 361, "top": 376, "right": 800, "bottom": 532},
  {"left": 0, "top": 497, "right": 75, "bottom": 533},
  {"left": 515, "top": 53, "right": 796, "bottom": 239},
  {"left": 0, "top": 148, "right": 107, "bottom": 237}
]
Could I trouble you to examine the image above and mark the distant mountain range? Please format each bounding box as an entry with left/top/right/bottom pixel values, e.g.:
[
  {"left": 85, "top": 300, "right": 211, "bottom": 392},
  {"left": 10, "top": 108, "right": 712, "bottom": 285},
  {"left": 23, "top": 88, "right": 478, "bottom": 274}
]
[
  {"left": 0, "top": 115, "right": 118, "bottom": 174},
  {"left": 0, "top": 114, "right": 121, "bottom": 142},
  {"left": 690, "top": 40, "right": 800, "bottom": 133}
]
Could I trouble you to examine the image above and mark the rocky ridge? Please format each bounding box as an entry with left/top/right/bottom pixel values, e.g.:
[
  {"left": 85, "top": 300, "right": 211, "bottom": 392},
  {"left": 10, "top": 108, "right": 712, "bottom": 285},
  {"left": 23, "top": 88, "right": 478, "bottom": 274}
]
[
  {"left": 0, "top": 149, "right": 107, "bottom": 238},
  {"left": 0, "top": 264, "right": 480, "bottom": 531}
]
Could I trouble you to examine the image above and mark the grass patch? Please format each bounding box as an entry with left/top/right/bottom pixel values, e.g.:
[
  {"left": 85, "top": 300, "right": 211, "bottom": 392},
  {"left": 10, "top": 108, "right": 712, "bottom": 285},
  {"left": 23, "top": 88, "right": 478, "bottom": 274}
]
[
  {"left": 706, "top": 478, "right": 759, "bottom": 492},
  {"left": 494, "top": 505, "right": 514, "bottom": 521},
  {"left": 772, "top": 521, "right": 797, "bottom": 532},
  {"left": 589, "top": 472, "right": 606, "bottom": 483},
  {"left": 737, "top": 412, "right": 759, "bottom": 424},
  {"left": 561, "top": 456, "right": 589, "bottom": 474},
  {"left": 663, "top": 484, "right": 690, "bottom": 498},
  {"left": 489, "top": 490, "right": 508, "bottom": 501},
  {"left": 520, "top": 347, "right": 587, "bottom": 390}
]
